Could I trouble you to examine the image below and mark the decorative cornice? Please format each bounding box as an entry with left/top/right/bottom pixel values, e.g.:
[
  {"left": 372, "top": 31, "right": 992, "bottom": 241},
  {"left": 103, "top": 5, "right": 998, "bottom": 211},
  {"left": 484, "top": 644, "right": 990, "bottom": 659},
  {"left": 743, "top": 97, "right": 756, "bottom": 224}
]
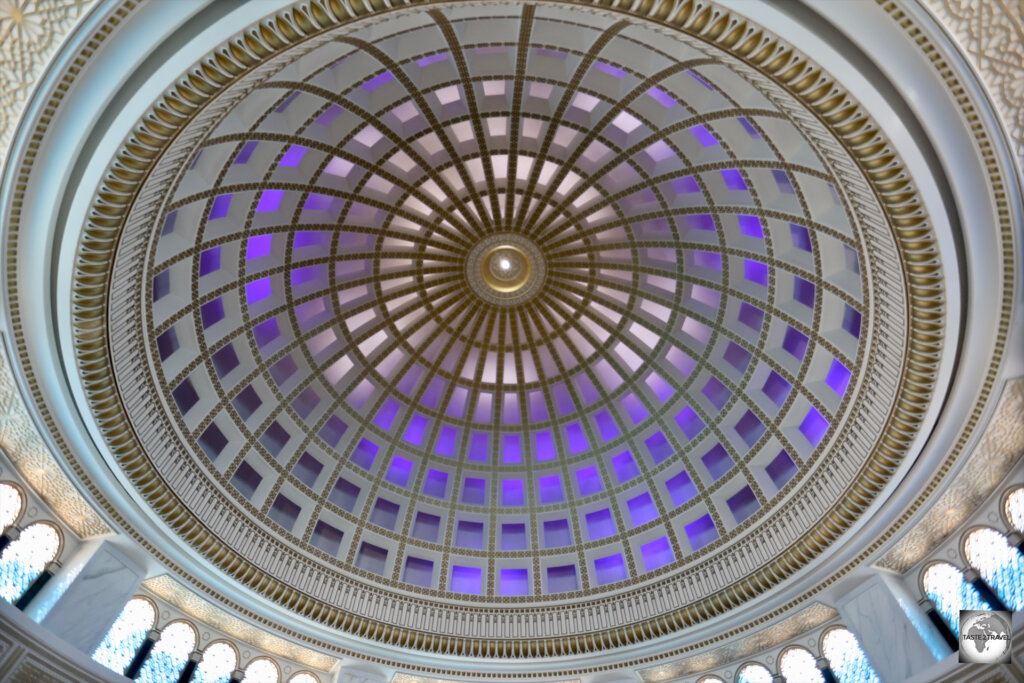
[{"left": 60, "top": 0, "right": 943, "bottom": 659}]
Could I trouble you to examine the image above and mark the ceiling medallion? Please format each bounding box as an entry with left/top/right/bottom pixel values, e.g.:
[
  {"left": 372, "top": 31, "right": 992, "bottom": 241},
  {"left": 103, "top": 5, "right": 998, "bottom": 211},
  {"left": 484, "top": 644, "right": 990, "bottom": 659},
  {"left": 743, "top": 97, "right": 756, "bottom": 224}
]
[
  {"left": 466, "top": 234, "right": 545, "bottom": 305},
  {"left": 63, "top": 0, "right": 945, "bottom": 661}
]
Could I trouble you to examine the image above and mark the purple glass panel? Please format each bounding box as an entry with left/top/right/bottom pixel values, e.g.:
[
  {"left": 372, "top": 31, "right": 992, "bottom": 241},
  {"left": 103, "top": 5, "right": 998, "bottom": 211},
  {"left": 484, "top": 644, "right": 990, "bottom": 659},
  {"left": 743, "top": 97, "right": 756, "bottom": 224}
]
[
  {"left": 594, "top": 61, "right": 626, "bottom": 78},
  {"left": 234, "top": 140, "right": 258, "bottom": 164},
  {"left": 315, "top": 104, "right": 343, "bottom": 126},
  {"left": 647, "top": 86, "right": 677, "bottom": 108},
  {"left": 645, "top": 431, "right": 673, "bottom": 464},
  {"left": 500, "top": 568, "right": 529, "bottom": 596},
  {"left": 416, "top": 52, "right": 448, "bottom": 67},
  {"left": 403, "top": 557, "right": 433, "bottom": 587},
  {"left": 842, "top": 305, "right": 862, "bottom": 338},
  {"left": 451, "top": 566, "right": 481, "bottom": 594},
  {"left": 535, "top": 48, "right": 567, "bottom": 59},
  {"left": 315, "top": 415, "right": 347, "bottom": 448},
  {"left": 685, "top": 514, "right": 719, "bottom": 550},
  {"left": 462, "top": 477, "right": 486, "bottom": 505},
  {"left": 356, "top": 542, "right": 387, "bottom": 575},
  {"left": 782, "top": 326, "right": 809, "bottom": 359},
  {"left": 547, "top": 565, "right": 578, "bottom": 593},
  {"left": 621, "top": 393, "right": 648, "bottom": 424},
  {"left": 727, "top": 486, "right": 760, "bottom": 523},
  {"left": 646, "top": 372, "right": 674, "bottom": 401},
  {"left": 665, "top": 469, "right": 697, "bottom": 506},
  {"left": 734, "top": 410, "right": 766, "bottom": 447},
  {"left": 723, "top": 342, "right": 751, "bottom": 372},
  {"left": 211, "top": 343, "right": 238, "bottom": 377},
  {"left": 627, "top": 492, "right": 657, "bottom": 526},
  {"left": 469, "top": 432, "right": 488, "bottom": 462},
  {"left": 501, "top": 523, "right": 526, "bottom": 550},
  {"left": 762, "top": 371, "right": 792, "bottom": 406},
  {"left": 350, "top": 438, "right": 377, "bottom": 470},
  {"left": 744, "top": 259, "right": 768, "bottom": 285},
  {"left": 552, "top": 383, "right": 574, "bottom": 414},
  {"left": 292, "top": 452, "right": 323, "bottom": 488},
  {"left": 738, "top": 302, "right": 764, "bottom": 331},
  {"left": 233, "top": 391, "right": 260, "bottom": 422},
  {"left": 721, "top": 169, "right": 747, "bottom": 190},
  {"left": 304, "top": 192, "right": 334, "bottom": 211},
  {"left": 274, "top": 91, "right": 300, "bottom": 112},
  {"left": 373, "top": 400, "right": 399, "bottom": 431},
  {"left": 503, "top": 433, "right": 522, "bottom": 464},
  {"left": 362, "top": 71, "right": 394, "bottom": 92},
  {"left": 790, "top": 223, "right": 812, "bottom": 251},
  {"left": 199, "top": 247, "right": 221, "bottom": 275},
  {"left": 209, "top": 194, "right": 232, "bottom": 219},
  {"left": 641, "top": 537, "right": 674, "bottom": 571},
  {"left": 693, "top": 250, "right": 721, "bottom": 269},
  {"left": 565, "top": 422, "right": 588, "bottom": 454},
  {"left": 738, "top": 214, "right": 764, "bottom": 238},
  {"left": 279, "top": 144, "right": 307, "bottom": 167},
  {"left": 156, "top": 328, "right": 178, "bottom": 361},
  {"left": 594, "top": 411, "right": 619, "bottom": 441},
  {"left": 422, "top": 470, "right": 448, "bottom": 499},
  {"left": 291, "top": 264, "right": 324, "bottom": 287},
  {"left": 690, "top": 124, "right": 718, "bottom": 147},
  {"left": 576, "top": 466, "right": 602, "bottom": 496},
  {"left": 773, "top": 169, "right": 795, "bottom": 193},
  {"left": 247, "top": 234, "right": 273, "bottom": 259},
  {"left": 799, "top": 407, "right": 829, "bottom": 446},
  {"left": 538, "top": 475, "right": 563, "bottom": 504},
  {"left": 826, "top": 359, "right": 852, "bottom": 396},
  {"left": 701, "top": 443, "right": 734, "bottom": 480},
  {"left": 543, "top": 519, "right": 571, "bottom": 548},
  {"left": 172, "top": 378, "right": 199, "bottom": 414},
  {"left": 370, "top": 498, "right": 400, "bottom": 531},
  {"left": 253, "top": 317, "right": 280, "bottom": 349},
  {"left": 738, "top": 116, "right": 760, "bottom": 137},
  {"left": 246, "top": 278, "right": 272, "bottom": 304},
  {"left": 793, "top": 277, "right": 815, "bottom": 307},
  {"left": 675, "top": 406, "right": 705, "bottom": 439},
  {"left": 311, "top": 520, "right": 343, "bottom": 555},
  {"left": 534, "top": 431, "right": 554, "bottom": 461},
  {"left": 328, "top": 477, "right": 359, "bottom": 512},
  {"left": 402, "top": 413, "right": 428, "bottom": 446},
  {"left": 687, "top": 68, "right": 714, "bottom": 90},
  {"left": 198, "top": 423, "right": 227, "bottom": 460},
  {"left": 702, "top": 377, "right": 731, "bottom": 410},
  {"left": 269, "top": 355, "right": 296, "bottom": 384},
  {"left": 456, "top": 520, "right": 484, "bottom": 549},
  {"left": 412, "top": 512, "right": 440, "bottom": 542},
  {"left": 230, "top": 461, "right": 262, "bottom": 499},
  {"left": 671, "top": 175, "right": 700, "bottom": 194},
  {"left": 585, "top": 509, "right": 615, "bottom": 540},
  {"left": 161, "top": 211, "right": 177, "bottom": 235},
  {"left": 200, "top": 298, "right": 224, "bottom": 328},
  {"left": 766, "top": 450, "right": 797, "bottom": 489},
  {"left": 686, "top": 213, "right": 715, "bottom": 231},
  {"left": 594, "top": 554, "right": 626, "bottom": 585},
  {"left": 611, "top": 451, "right": 640, "bottom": 483},
  {"left": 435, "top": 425, "right": 457, "bottom": 456},
  {"left": 260, "top": 420, "right": 291, "bottom": 457}
]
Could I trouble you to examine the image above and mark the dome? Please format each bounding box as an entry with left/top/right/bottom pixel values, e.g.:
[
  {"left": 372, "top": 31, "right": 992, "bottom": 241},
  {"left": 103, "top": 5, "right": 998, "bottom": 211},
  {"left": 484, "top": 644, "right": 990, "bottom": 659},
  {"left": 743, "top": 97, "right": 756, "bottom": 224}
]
[{"left": 0, "top": 0, "right": 1021, "bottom": 681}]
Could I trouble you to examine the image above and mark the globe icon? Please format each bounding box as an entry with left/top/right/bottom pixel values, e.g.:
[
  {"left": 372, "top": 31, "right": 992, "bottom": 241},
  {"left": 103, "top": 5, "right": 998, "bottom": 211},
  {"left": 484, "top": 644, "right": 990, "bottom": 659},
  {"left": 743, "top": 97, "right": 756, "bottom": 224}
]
[{"left": 960, "top": 611, "right": 1011, "bottom": 663}]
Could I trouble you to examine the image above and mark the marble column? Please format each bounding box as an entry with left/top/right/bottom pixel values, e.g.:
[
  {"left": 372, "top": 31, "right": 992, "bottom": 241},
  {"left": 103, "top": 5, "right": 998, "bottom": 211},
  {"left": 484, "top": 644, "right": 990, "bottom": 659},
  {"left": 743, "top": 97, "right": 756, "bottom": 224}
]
[
  {"left": 29, "top": 539, "right": 147, "bottom": 655},
  {"left": 834, "top": 574, "right": 950, "bottom": 681}
]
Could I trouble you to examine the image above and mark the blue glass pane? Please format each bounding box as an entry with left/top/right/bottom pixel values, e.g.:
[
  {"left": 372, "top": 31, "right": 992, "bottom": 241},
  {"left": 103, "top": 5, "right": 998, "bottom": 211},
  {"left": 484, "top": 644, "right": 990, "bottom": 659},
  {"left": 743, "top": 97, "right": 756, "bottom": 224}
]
[
  {"left": 823, "top": 628, "right": 881, "bottom": 683},
  {"left": 92, "top": 598, "right": 155, "bottom": 674},
  {"left": 193, "top": 642, "right": 236, "bottom": 683},
  {"left": 965, "top": 528, "right": 1024, "bottom": 610},
  {"left": 923, "top": 563, "right": 992, "bottom": 635},
  {"left": 737, "top": 664, "right": 772, "bottom": 683},
  {"left": 0, "top": 524, "right": 59, "bottom": 604},
  {"left": 137, "top": 621, "right": 196, "bottom": 683}
]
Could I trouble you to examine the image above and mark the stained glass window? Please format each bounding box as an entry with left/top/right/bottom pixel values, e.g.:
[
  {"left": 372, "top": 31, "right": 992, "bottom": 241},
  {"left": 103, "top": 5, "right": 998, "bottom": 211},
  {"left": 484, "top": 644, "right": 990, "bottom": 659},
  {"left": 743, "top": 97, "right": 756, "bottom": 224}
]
[
  {"left": 0, "top": 522, "right": 59, "bottom": 603},
  {"left": 922, "top": 562, "right": 992, "bottom": 635},
  {"left": 779, "top": 647, "right": 823, "bottom": 683},
  {"left": 287, "top": 674, "right": 319, "bottom": 683},
  {"left": 964, "top": 527, "right": 1024, "bottom": 610},
  {"left": 0, "top": 483, "right": 23, "bottom": 530},
  {"left": 136, "top": 620, "right": 197, "bottom": 683},
  {"left": 1006, "top": 487, "right": 1024, "bottom": 532},
  {"left": 194, "top": 641, "right": 238, "bottom": 683},
  {"left": 822, "top": 627, "right": 881, "bottom": 683},
  {"left": 92, "top": 597, "right": 157, "bottom": 674},
  {"left": 737, "top": 663, "right": 773, "bottom": 683},
  {"left": 244, "top": 657, "right": 280, "bottom": 683}
]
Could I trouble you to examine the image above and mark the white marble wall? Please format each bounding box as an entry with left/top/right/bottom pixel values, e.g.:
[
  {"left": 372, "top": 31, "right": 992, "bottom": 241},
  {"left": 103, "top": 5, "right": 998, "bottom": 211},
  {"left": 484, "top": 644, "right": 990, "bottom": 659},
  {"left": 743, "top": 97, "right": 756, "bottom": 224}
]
[
  {"left": 835, "top": 574, "right": 949, "bottom": 681},
  {"left": 32, "top": 540, "right": 146, "bottom": 655}
]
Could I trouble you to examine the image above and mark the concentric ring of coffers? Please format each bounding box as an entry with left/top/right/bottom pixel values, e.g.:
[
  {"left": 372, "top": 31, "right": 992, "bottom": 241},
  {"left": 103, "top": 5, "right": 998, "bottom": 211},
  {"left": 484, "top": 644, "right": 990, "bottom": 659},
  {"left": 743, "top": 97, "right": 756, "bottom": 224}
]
[{"left": 91, "top": 0, "right": 923, "bottom": 642}]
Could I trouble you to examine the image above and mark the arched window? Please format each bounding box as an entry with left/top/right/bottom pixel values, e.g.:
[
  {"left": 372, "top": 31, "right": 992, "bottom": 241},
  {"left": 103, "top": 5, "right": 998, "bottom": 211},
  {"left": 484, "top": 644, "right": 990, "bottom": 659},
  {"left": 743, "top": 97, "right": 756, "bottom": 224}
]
[
  {"left": 964, "top": 527, "right": 1024, "bottom": 610},
  {"left": 92, "top": 597, "right": 157, "bottom": 674},
  {"left": 696, "top": 677, "right": 725, "bottom": 683},
  {"left": 194, "top": 641, "right": 238, "bottom": 683},
  {"left": 137, "top": 620, "right": 198, "bottom": 683},
  {"left": 779, "top": 646, "right": 823, "bottom": 683},
  {"left": 287, "top": 674, "right": 319, "bottom": 683},
  {"left": 0, "top": 521, "right": 59, "bottom": 603},
  {"left": 1006, "top": 487, "right": 1024, "bottom": 532},
  {"left": 922, "top": 562, "right": 992, "bottom": 635},
  {"left": 737, "top": 663, "right": 773, "bottom": 683},
  {"left": 821, "top": 627, "right": 880, "bottom": 683},
  {"left": 243, "top": 657, "right": 280, "bottom": 683},
  {"left": 0, "top": 483, "right": 23, "bottom": 531}
]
